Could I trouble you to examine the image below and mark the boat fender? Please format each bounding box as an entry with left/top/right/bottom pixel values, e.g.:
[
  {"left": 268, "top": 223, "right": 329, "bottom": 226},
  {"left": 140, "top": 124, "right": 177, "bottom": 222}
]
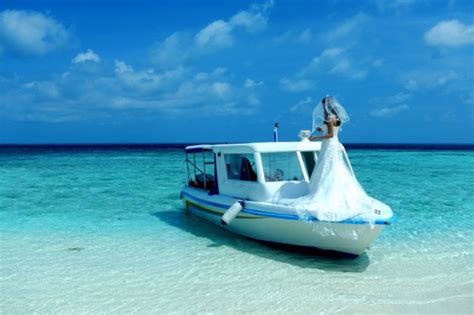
[{"left": 221, "top": 201, "right": 245, "bottom": 226}]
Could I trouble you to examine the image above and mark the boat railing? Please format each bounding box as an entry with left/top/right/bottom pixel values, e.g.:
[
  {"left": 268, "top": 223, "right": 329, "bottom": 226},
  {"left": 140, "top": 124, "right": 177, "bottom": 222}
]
[{"left": 185, "top": 150, "right": 215, "bottom": 190}]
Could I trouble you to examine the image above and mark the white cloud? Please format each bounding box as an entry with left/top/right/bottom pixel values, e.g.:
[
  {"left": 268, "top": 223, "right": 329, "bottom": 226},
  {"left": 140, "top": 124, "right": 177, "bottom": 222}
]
[
  {"left": 298, "top": 28, "right": 312, "bottom": 44},
  {"left": 274, "top": 28, "right": 312, "bottom": 45},
  {"left": 23, "top": 81, "right": 60, "bottom": 99},
  {"left": 387, "top": 92, "right": 411, "bottom": 104},
  {"left": 192, "top": 67, "right": 227, "bottom": 82},
  {"left": 2, "top": 3, "right": 277, "bottom": 121},
  {"left": 114, "top": 60, "right": 134, "bottom": 74},
  {"left": 229, "top": 10, "right": 267, "bottom": 33},
  {"left": 404, "top": 71, "right": 457, "bottom": 91},
  {"left": 307, "top": 48, "right": 367, "bottom": 80},
  {"left": 152, "top": 2, "right": 273, "bottom": 66},
  {"left": 369, "top": 92, "right": 411, "bottom": 118},
  {"left": 194, "top": 72, "right": 209, "bottom": 81},
  {"left": 405, "top": 79, "right": 418, "bottom": 91},
  {"left": 280, "top": 78, "right": 314, "bottom": 92},
  {"left": 195, "top": 20, "right": 233, "bottom": 48},
  {"left": 372, "top": 58, "right": 384, "bottom": 67},
  {"left": 371, "top": 92, "right": 411, "bottom": 106},
  {"left": 313, "top": 47, "right": 343, "bottom": 61},
  {"left": 194, "top": 1, "right": 272, "bottom": 49},
  {"left": 435, "top": 72, "right": 458, "bottom": 86},
  {"left": 212, "top": 67, "right": 227, "bottom": 76},
  {"left": 326, "top": 12, "right": 368, "bottom": 40},
  {"left": 256, "top": 0, "right": 275, "bottom": 13},
  {"left": 168, "top": 79, "right": 257, "bottom": 115},
  {"left": 369, "top": 104, "right": 409, "bottom": 117},
  {"left": 211, "top": 82, "right": 231, "bottom": 97},
  {"left": 1, "top": 59, "right": 260, "bottom": 122},
  {"left": 244, "top": 78, "right": 263, "bottom": 88},
  {"left": 290, "top": 96, "right": 313, "bottom": 112},
  {"left": 114, "top": 60, "right": 186, "bottom": 93},
  {"left": 318, "top": 13, "right": 373, "bottom": 79},
  {"left": 150, "top": 32, "right": 191, "bottom": 68},
  {"left": 72, "top": 49, "right": 100, "bottom": 64},
  {"left": 244, "top": 78, "right": 255, "bottom": 88},
  {"left": 0, "top": 10, "right": 69, "bottom": 56},
  {"left": 424, "top": 20, "right": 474, "bottom": 47},
  {"left": 273, "top": 31, "right": 291, "bottom": 44},
  {"left": 247, "top": 94, "right": 260, "bottom": 105}
]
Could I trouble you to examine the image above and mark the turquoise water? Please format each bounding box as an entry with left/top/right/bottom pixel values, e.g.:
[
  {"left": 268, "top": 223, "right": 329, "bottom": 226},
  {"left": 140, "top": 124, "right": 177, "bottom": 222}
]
[{"left": 1, "top": 147, "right": 473, "bottom": 313}]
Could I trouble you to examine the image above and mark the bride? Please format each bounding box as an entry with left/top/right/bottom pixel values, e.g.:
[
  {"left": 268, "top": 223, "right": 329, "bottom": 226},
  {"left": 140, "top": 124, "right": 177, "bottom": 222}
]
[{"left": 288, "top": 95, "right": 389, "bottom": 222}]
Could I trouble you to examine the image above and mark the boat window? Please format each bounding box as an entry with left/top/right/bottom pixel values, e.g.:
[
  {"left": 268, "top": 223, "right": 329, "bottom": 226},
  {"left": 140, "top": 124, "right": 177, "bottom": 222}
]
[
  {"left": 301, "top": 151, "right": 317, "bottom": 178},
  {"left": 224, "top": 153, "right": 258, "bottom": 182},
  {"left": 261, "top": 152, "right": 304, "bottom": 182}
]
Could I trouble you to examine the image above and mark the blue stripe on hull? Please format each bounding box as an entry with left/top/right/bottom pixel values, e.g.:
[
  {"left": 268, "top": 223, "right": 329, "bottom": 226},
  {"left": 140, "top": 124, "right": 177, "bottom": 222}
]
[{"left": 181, "top": 190, "right": 395, "bottom": 225}]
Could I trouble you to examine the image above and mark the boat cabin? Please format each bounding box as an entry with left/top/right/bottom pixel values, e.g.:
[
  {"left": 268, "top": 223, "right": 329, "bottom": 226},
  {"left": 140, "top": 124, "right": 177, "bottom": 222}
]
[{"left": 184, "top": 142, "right": 322, "bottom": 202}]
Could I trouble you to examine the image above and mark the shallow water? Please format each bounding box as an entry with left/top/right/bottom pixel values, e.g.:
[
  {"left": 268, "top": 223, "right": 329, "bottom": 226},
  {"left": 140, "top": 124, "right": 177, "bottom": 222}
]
[{"left": 1, "top": 147, "right": 473, "bottom": 313}]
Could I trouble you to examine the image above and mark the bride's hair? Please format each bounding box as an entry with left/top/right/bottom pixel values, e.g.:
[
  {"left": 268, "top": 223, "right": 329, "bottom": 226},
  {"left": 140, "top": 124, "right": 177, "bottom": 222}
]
[
  {"left": 312, "top": 95, "right": 349, "bottom": 132},
  {"left": 322, "top": 96, "right": 342, "bottom": 126}
]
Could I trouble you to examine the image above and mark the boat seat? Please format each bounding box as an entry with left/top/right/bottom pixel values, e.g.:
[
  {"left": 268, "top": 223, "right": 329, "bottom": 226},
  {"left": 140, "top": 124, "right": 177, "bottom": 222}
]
[{"left": 194, "top": 173, "right": 215, "bottom": 190}]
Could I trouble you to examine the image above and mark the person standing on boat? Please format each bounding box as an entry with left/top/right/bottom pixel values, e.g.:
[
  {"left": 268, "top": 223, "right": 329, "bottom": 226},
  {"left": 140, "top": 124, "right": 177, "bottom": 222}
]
[{"left": 289, "top": 95, "right": 388, "bottom": 222}]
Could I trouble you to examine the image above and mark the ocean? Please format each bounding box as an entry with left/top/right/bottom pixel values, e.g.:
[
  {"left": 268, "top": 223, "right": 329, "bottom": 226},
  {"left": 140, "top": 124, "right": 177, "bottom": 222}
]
[{"left": 1, "top": 145, "right": 473, "bottom": 313}]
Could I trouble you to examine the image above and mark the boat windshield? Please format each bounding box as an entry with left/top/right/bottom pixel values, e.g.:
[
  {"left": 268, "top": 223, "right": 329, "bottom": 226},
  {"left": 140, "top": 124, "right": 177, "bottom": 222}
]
[{"left": 261, "top": 152, "right": 304, "bottom": 182}]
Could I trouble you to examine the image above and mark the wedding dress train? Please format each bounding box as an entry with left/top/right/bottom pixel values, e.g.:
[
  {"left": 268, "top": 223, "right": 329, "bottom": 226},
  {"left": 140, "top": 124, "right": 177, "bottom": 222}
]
[{"left": 278, "top": 125, "right": 389, "bottom": 222}]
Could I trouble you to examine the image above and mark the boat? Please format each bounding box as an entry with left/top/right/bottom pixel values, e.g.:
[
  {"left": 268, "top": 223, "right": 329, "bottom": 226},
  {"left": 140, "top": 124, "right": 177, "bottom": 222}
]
[{"left": 180, "top": 140, "right": 395, "bottom": 255}]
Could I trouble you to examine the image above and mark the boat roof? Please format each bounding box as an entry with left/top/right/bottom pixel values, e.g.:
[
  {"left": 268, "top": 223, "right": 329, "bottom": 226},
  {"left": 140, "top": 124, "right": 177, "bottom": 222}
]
[{"left": 185, "top": 141, "right": 321, "bottom": 154}]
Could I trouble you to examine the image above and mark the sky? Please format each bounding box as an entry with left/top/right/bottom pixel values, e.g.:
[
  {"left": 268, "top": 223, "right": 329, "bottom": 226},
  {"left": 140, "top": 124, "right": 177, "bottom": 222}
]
[{"left": 1, "top": 0, "right": 473, "bottom": 144}]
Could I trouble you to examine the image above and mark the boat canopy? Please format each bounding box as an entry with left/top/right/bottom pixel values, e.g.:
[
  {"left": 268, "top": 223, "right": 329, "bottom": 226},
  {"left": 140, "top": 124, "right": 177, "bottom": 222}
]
[
  {"left": 184, "top": 145, "right": 215, "bottom": 153},
  {"left": 185, "top": 141, "right": 321, "bottom": 154}
]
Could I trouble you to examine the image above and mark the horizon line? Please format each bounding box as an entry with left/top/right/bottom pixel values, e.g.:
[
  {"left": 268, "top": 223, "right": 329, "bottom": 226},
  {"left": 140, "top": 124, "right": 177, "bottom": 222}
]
[{"left": 1, "top": 142, "right": 473, "bottom": 147}]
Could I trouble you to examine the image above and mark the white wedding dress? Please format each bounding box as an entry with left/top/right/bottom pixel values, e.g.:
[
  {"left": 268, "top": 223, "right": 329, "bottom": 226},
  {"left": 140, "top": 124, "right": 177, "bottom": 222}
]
[{"left": 285, "top": 125, "right": 388, "bottom": 222}]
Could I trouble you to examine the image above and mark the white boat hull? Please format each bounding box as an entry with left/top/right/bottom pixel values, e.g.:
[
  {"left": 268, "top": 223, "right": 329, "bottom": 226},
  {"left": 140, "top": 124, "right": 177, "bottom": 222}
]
[{"left": 181, "top": 187, "right": 391, "bottom": 255}]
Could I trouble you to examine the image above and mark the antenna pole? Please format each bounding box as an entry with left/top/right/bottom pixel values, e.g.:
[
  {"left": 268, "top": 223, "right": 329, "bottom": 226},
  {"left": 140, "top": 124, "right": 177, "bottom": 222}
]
[{"left": 273, "top": 122, "right": 279, "bottom": 142}]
